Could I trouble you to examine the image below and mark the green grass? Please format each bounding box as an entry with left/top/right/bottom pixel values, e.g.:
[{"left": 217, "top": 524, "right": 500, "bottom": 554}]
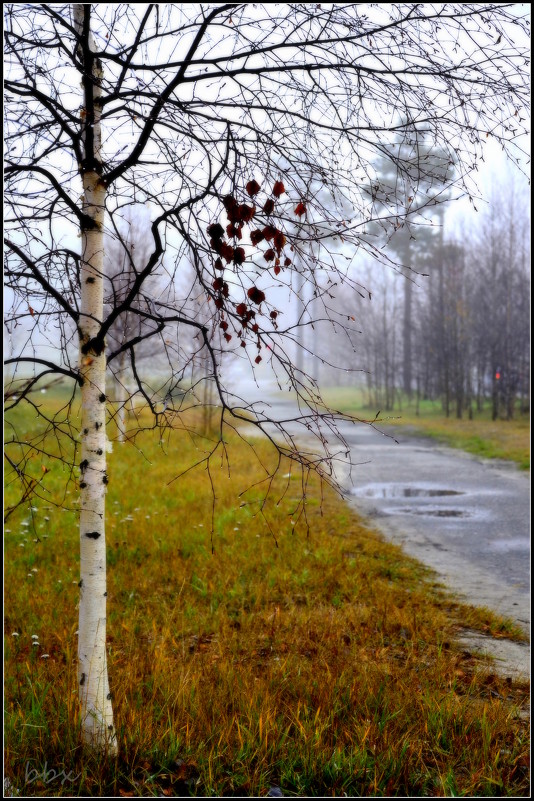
[
  {"left": 4, "top": 396, "right": 530, "bottom": 796},
  {"left": 320, "top": 388, "right": 530, "bottom": 470}
]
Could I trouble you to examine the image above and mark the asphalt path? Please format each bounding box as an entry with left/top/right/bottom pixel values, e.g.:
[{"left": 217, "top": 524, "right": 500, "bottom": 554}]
[
  {"left": 237, "top": 387, "right": 530, "bottom": 676},
  {"left": 335, "top": 420, "right": 530, "bottom": 629}
]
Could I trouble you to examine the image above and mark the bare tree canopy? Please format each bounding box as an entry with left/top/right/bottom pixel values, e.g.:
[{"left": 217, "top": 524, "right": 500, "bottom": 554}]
[{"left": 4, "top": 2, "right": 530, "bottom": 751}]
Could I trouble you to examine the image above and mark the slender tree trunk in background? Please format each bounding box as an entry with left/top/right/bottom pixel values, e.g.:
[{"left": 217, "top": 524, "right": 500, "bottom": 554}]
[
  {"left": 73, "top": 4, "right": 116, "bottom": 752},
  {"left": 402, "top": 268, "right": 413, "bottom": 399},
  {"left": 115, "top": 351, "right": 128, "bottom": 443}
]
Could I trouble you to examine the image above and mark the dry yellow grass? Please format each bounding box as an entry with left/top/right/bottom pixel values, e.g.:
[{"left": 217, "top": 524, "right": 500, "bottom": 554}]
[{"left": 4, "top": 401, "right": 530, "bottom": 796}]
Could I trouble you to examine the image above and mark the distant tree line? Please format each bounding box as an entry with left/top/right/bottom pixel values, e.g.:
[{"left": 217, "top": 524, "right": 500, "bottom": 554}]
[{"left": 321, "top": 173, "right": 530, "bottom": 420}]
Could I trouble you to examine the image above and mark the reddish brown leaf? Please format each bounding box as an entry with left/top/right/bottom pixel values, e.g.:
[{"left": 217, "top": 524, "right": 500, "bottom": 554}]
[
  {"left": 246, "top": 179, "right": 261, "bottom": 197},
  {"left": 294, "top": 202, "right": 306, "bottom": 216},
  {"left": 284, "top": 257, "right": 292, "bottom": 267},
  {"left": 223, "top": 195, "right": 238, "bottom": 212},
  {"left": 238, "top": 203, "right": 255, "bottom": 223},
  {"left": 213, "top": 277, "right": 224, "bottom": 291},
  {"left": 262, "top": 225, "right": 277, "bottom": 241},
  {"left": 226, "top": 223, "right": 243, "bottom": 240},
  {"left": 219, "top": 320, "right": 229, "bottom": 331},
  {"left": 247, "top": 286, "right": 266, "bottom": 304},
  {"left": 224, "top": 195, "right": 240, "bottom": 223},
  {"left": 207, "top": 223, "right": 224, "bottom": 240},
  {"left": 224, "top": 333, "right": 232, "bottom": 342},
  {"left": 273, "top": 265, "right": 281, "bottom": 276},
  {"left": 236, "top": 302, "right": 248, "bottom": 316},
  {"left": 214, "top": 257, "right": 224, "bottom": 271},
  {"left": 233, "top": 246, "right": 246, "bottom": 265},
  {"left": 263, "top": 199, "right": 275, "bottom": 215},
  {"left": 272, "top": 180, "right": 285, "bottom": 197},
  {"left": 273, "top": 231, "right": 286, "bottom": 253},
  {"left": 255, "top": 355, "right": 262, "bottom": 364},
  {"left": 270, "top": 311, "right": 278, "bottom": 319},
  {"left": 250, "top": 229, "right": 265, "bottom": 246},
  {"left": 220, "top": 242, "right": 234, "bottom": 263},
  {"left": 264, "top": 248, "right": 275, "bottom": 262}
]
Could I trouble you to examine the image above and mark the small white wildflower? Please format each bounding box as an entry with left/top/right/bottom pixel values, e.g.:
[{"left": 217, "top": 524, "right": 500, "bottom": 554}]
[
  {"left": 32, "top": 641, "right": 39, "bottom": 647},
  {"left": 18, "top": 544, "right": 25, "bottom": 548},
  {"left": 27, "top": 573, "right": 33, "bottom": 577},
  {"left": 31, "top": 634, "right": 39, "bottom": 639},
  {"left": 31, "top": 568, "right": 38, "bottom": 573},
  {"left": 44, "top": 516, "right": 50, "bottom": 521},
  {"left": 41, "top": 654, "right": 50, "bottom": 659},
  {"left": 31, "top": 507, "right": 38, "bottom": 512},
  {"left": 11, "top": 632, "right": 19, "bottom": 637}
]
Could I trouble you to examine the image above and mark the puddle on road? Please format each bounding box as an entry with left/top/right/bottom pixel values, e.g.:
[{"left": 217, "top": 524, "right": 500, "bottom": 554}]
[
  {"left": 391, "top": 507, "right": 469, "bottom": 518},
  {"left": 349, "top": 483, "right": 470, "bottom": 519},
  {"left": 350, "top": 483, "right": 464, "bottom": 500}
]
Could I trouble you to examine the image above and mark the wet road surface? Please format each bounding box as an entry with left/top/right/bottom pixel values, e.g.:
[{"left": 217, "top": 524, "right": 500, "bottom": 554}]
[
  {"left": 337, "top": 421, "right": 530, "bottom": 635},
  {"left": 240, "top": 389, "right": 530, "bottom": 646}
]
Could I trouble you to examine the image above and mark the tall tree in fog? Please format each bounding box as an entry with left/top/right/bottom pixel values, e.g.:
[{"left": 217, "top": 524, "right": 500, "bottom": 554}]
[
  {"left": 104, "top": 207, "right": 165, "bottom": 441},
  {"left": 367, "top": 134, "right": 453, "bottom": 398},
  {"left": 4, "top": 3, "right": 529, "bottom": 752}
]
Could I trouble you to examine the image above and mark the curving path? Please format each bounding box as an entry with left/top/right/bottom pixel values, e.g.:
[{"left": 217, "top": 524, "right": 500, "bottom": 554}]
[{"left": 238, "top": 384, "right": 530, "bottom": 678}]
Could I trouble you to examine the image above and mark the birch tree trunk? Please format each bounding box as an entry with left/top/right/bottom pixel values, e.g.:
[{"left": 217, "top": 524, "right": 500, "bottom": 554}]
[{"left": 73, "top": 4, "right": 116, "bottom": 753}]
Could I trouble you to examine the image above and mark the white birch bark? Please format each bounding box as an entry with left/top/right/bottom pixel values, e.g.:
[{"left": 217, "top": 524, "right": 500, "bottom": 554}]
[{"left": 73, "top": 4, "right": 116, "bottom": 753}]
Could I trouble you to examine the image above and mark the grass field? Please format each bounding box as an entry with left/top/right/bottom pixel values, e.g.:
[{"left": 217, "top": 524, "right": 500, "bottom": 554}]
[
  {"left": 4, "top": 393, "right": 530, "bottom": 797},
  {"left": 320, "top": 388, "right": 530, "bottom": 471}
]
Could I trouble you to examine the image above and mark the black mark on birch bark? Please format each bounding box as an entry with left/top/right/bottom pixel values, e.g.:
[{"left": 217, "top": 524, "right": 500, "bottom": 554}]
[
  {"left": 85, "top": 531, "right": 101, "bottom": 540},
  {"left": 80, "top": 673, "right": 86, "bottom": 686}
]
